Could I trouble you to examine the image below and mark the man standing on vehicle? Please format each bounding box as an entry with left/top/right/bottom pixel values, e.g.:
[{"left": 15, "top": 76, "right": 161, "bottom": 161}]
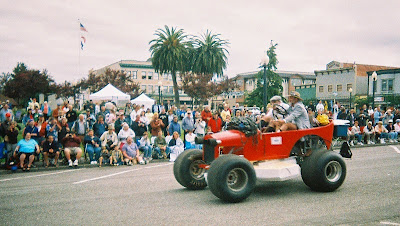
[{"left": 279, "top": 91, "right": 310, "bottom": 131}]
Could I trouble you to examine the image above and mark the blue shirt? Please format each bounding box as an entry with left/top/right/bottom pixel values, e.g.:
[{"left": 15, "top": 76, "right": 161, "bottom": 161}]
[
  {"left": 17, "top": 139, "right": 38, "bottom": 153},
  {"left": 169, "top": 121, "right": 181, "bottom": 135}
]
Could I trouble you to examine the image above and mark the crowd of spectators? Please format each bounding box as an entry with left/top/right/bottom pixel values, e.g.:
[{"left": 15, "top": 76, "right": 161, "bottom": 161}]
[{"left": 1, "top": 95, "right": 400, "bottom": 171}]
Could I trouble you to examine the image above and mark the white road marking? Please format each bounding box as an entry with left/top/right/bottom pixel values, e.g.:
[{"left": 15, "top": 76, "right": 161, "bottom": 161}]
[
  {"left": 389, "top": 145, "right": 400, "bottom": 154},
  {"left": 73, "top": 163, "right": 173, "bottom": 185},
  {"left": 380, "top": 221, "right": 400, "bottom": 225},
  {"left": 0, "top": 168, "right": 83, "bottom": 182}
]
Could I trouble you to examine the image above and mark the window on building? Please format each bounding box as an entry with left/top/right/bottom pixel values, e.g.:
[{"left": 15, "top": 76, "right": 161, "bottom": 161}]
[
  {"left": 148, "top": 85, "right": 153, "bottom": 93},
  {"left": 154, "top": 73, "right": 159, "bottom": 80},
  {"left": 337, "top": 84, "right": 342, "bottom": 92},
  {"left": 347, "top": 83, "right": 352, "bottom": 91},
  {"left": 163, "top": 73, "right": 168, "bottom": 80},
  {"left": 381, "top": 79, "right": 394, "bottom": 92},
  {"left": 154, "top": 85, "right": 159, "bottom": 93},
  {"left": 328, "top": 85, "right": 333, "bottom": 92},
  {"left": 141, "top": 85, "right": 146, "bottom": 92},
  {"left": 291, "top": 78, "right": 302, "bottom": 86},
  {"left": 163, "top": 86, "right": 168, "bottom": 93},
  {"left": 148, "top": 72, "right": 153, "bottom": 80},
  {"left": 388, "top": 79, "right": 393, "bottom": 91},
  {"left": 168, "top": 73, "right": 172, "bottom": 81},
  {"left": 319, "top": 86, "right": 324, "bottom": 93},
  {"left": 132, "top": 71, "right": 137, "bottom": 79},
  {"left": 169, "top": 86, "right": 173, "bottom": 94},
  {"left": 141, "top": 71, "right": 146, "bottom": 79}
]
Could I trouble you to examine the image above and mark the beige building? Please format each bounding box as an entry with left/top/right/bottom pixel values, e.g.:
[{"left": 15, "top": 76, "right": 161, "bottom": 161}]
[
  {"left": 225, "top": 70, "right": 315, "bottom": 105},
  {"left": 92, "top": 59, "right": 192, "bottom": 104}
]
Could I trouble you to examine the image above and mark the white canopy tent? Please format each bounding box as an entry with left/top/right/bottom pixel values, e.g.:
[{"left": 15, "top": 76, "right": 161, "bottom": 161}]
[
  {"left": 89, "top": 84, "right": 130, "bottom": 106},
  {"left": 131, "top": 93, "right": 155, "bottom": 111}
]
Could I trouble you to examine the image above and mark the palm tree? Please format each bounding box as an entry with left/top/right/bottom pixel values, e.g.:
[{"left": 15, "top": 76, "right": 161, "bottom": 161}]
[
  {"left": 149, "top": 25, "right": 190, "bottom": 108},
  {"left": 191, "top": 30, "right": 229, "bottom": 77}
]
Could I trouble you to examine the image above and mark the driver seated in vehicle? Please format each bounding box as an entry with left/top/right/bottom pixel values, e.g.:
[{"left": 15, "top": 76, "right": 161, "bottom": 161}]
[
  {"left": 277, "top": 91, "right": 310, "bottom": 131},
  {"left": 262, "top": 95, "right": 289, "bottom": 132}
]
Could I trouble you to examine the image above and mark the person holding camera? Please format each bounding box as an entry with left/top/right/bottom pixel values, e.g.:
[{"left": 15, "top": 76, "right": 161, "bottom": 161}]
[
  {"left": 131, "top": 114, "right": 147, "bottom": 140},
  {"left": 61, "top": 133, "right": 82, "bottom": 167}
]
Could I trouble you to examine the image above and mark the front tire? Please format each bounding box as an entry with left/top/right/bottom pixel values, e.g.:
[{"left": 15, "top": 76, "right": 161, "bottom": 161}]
[
  {"left": 301, "top": 149, "right": 346, "bottom": 192},
  {"left": 208, "top": 155, "right": 256, "bottom": 203},
  {"left": 173, "top": 149, "right": 207, "bottom": 190}
]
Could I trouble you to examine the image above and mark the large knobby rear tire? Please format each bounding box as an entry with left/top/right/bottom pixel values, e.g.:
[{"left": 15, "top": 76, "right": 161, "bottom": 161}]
[
  {"left": 173, "top": 149, "right": 207, "bottom": 190},
  {"left": 301, "top": 149, "right": 346, "bottom": 192},
  {"left": 208, "top": 155, "right": 256, "bottom": 203}
]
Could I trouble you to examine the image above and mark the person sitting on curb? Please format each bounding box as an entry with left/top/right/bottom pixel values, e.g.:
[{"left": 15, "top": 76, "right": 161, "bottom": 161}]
[
  {"left": 363, "top": 121, "right": 376, "bottom": 144},
  {"left": 168, "top": 131, "right": 184, "bottom": 162},
  {"left": 42, "top": 135, "right": 60, "bottom": 168},
  {"left": 99, "top": 124, "right": 118, "bottom": 167},
  {"left": 61, "top": 133, "right": 83, "bottom": 167},
  {"left": 374, "top": 121, "right": 388, "bottom": 144},
  {"left": 138, "top": 131, "right": 152, "bottom": 163},
  {"left": 121, "top": 136, "right": 145, "bottom": 165},
  {"left": 153, "top": 131, "right": 170, "bottom": 159},
  {"left": 349, "top": 120, "right": 363, "bottom": 146},
  {"left": 84, "top": 129, "right": 102, "bottom": 165},
  {"left": 386, "top": 120, "right": 398, "bottom": 143}
]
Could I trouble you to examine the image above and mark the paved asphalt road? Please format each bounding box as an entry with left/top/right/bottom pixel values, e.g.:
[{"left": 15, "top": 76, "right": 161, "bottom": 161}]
[{"left": 0, "top": 145, "right": 399, "bottom": 225}]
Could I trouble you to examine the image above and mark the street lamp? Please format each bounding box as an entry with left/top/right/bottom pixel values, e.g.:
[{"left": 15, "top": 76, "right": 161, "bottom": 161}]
[
  {"left": 158, "top": 80, "right": 162, "bottom": 105},
  {"left": 260, "top": 53, "right": 269, "bottom": 113},
  {"left": 371, "top": 71, "right": 377, "bottom": 109},
  {"left": 349, "top": 87, "right": 353, "bottom": 110}
]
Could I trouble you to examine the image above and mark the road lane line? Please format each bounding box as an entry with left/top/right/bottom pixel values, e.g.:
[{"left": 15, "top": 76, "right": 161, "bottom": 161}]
[
  {"left": 380, "top": 222, "right": 400, "bottom": 225},
  {"left": 0, "top": 168, "right": 83, "bottom": 182},
  {"left": 389, "top": 145, "right": 400, "bottom": 154},
  {"left": 73, "top": 163, "right": 173, "bottom": 185}
]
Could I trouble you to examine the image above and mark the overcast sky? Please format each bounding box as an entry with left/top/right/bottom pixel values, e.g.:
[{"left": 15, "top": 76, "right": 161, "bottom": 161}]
[{"left": 1, "top": 0, "right": 400, "bottom": 83}]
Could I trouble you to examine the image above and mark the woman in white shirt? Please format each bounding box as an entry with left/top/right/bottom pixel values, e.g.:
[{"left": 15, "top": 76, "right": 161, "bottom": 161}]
[{"left": 118, "top": 123, "right": 135, "bottom": 149}]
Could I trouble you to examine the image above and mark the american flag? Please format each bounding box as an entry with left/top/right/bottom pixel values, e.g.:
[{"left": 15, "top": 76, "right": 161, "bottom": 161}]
[{"left": 80, "top": 23, "right": 88, "bottom": 32}]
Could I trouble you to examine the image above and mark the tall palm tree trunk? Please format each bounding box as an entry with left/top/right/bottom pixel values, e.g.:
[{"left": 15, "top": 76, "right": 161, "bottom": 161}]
[{"left": 171, "top": 71, "right": 180, "bottom": 108}]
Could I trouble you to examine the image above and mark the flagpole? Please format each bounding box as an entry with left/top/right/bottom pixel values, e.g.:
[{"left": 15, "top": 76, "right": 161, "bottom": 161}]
[{"left": 78, "top": 19, "right": 81, "bottom": 80}]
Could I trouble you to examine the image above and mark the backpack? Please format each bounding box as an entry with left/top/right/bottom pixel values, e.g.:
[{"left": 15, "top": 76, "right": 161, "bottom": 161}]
[{"left": 340, "top": 141, "right": 352, "bottom": 158}]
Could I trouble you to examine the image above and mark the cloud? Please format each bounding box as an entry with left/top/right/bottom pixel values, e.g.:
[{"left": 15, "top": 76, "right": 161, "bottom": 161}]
[{"left": 1, "top": 0, "right": 400, "bottom": 83}]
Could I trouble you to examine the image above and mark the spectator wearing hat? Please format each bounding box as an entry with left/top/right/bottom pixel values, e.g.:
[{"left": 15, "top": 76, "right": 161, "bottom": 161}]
[
  {"left": 208, "top": 111, "right": 223, "bottom": 133},
  {"left": 263, "top": 96, "right": 289, "bottom": 132},
  {"left": 375, "top": 121, "right": 388, "bottom": 144},
  {"left": 114, "top": 112, "right": 128, "bottom": 134},
  {"left": 386, "top": 120, "right": 398, "bottom": 142},
  {"left": 383, "top": 109, "right": 394, "bottom": 126},
  {"left": 182, "top": 110, "right": 194, "bottom": 148},
  {"left": 279, "top": 91, "right": 310, "bottom": 131},
  {"left": 62, "top": 133, "right": 82, "bottom": 167},
  {"left": 99, "top": 124, "right": 119, "bottom": 167},
  {"left": 363, "top": 121, "right": 376, "bottom": 144}
]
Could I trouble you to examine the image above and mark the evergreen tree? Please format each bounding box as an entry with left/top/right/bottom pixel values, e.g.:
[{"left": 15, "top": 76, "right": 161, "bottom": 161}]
[{"left": 245, "top": 42, "right": 282, "bottom": 108}]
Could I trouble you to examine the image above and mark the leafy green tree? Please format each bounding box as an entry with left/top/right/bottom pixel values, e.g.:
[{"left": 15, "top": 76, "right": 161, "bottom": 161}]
[
  {"left": 245, "top": 42, "right": 282, "bottom": 108},
  {"left": 149, "top": 25, "right": 190, "bottom": 108},
  {"left": 2, "top": 63, "right": 56, "bottom": 105}
]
